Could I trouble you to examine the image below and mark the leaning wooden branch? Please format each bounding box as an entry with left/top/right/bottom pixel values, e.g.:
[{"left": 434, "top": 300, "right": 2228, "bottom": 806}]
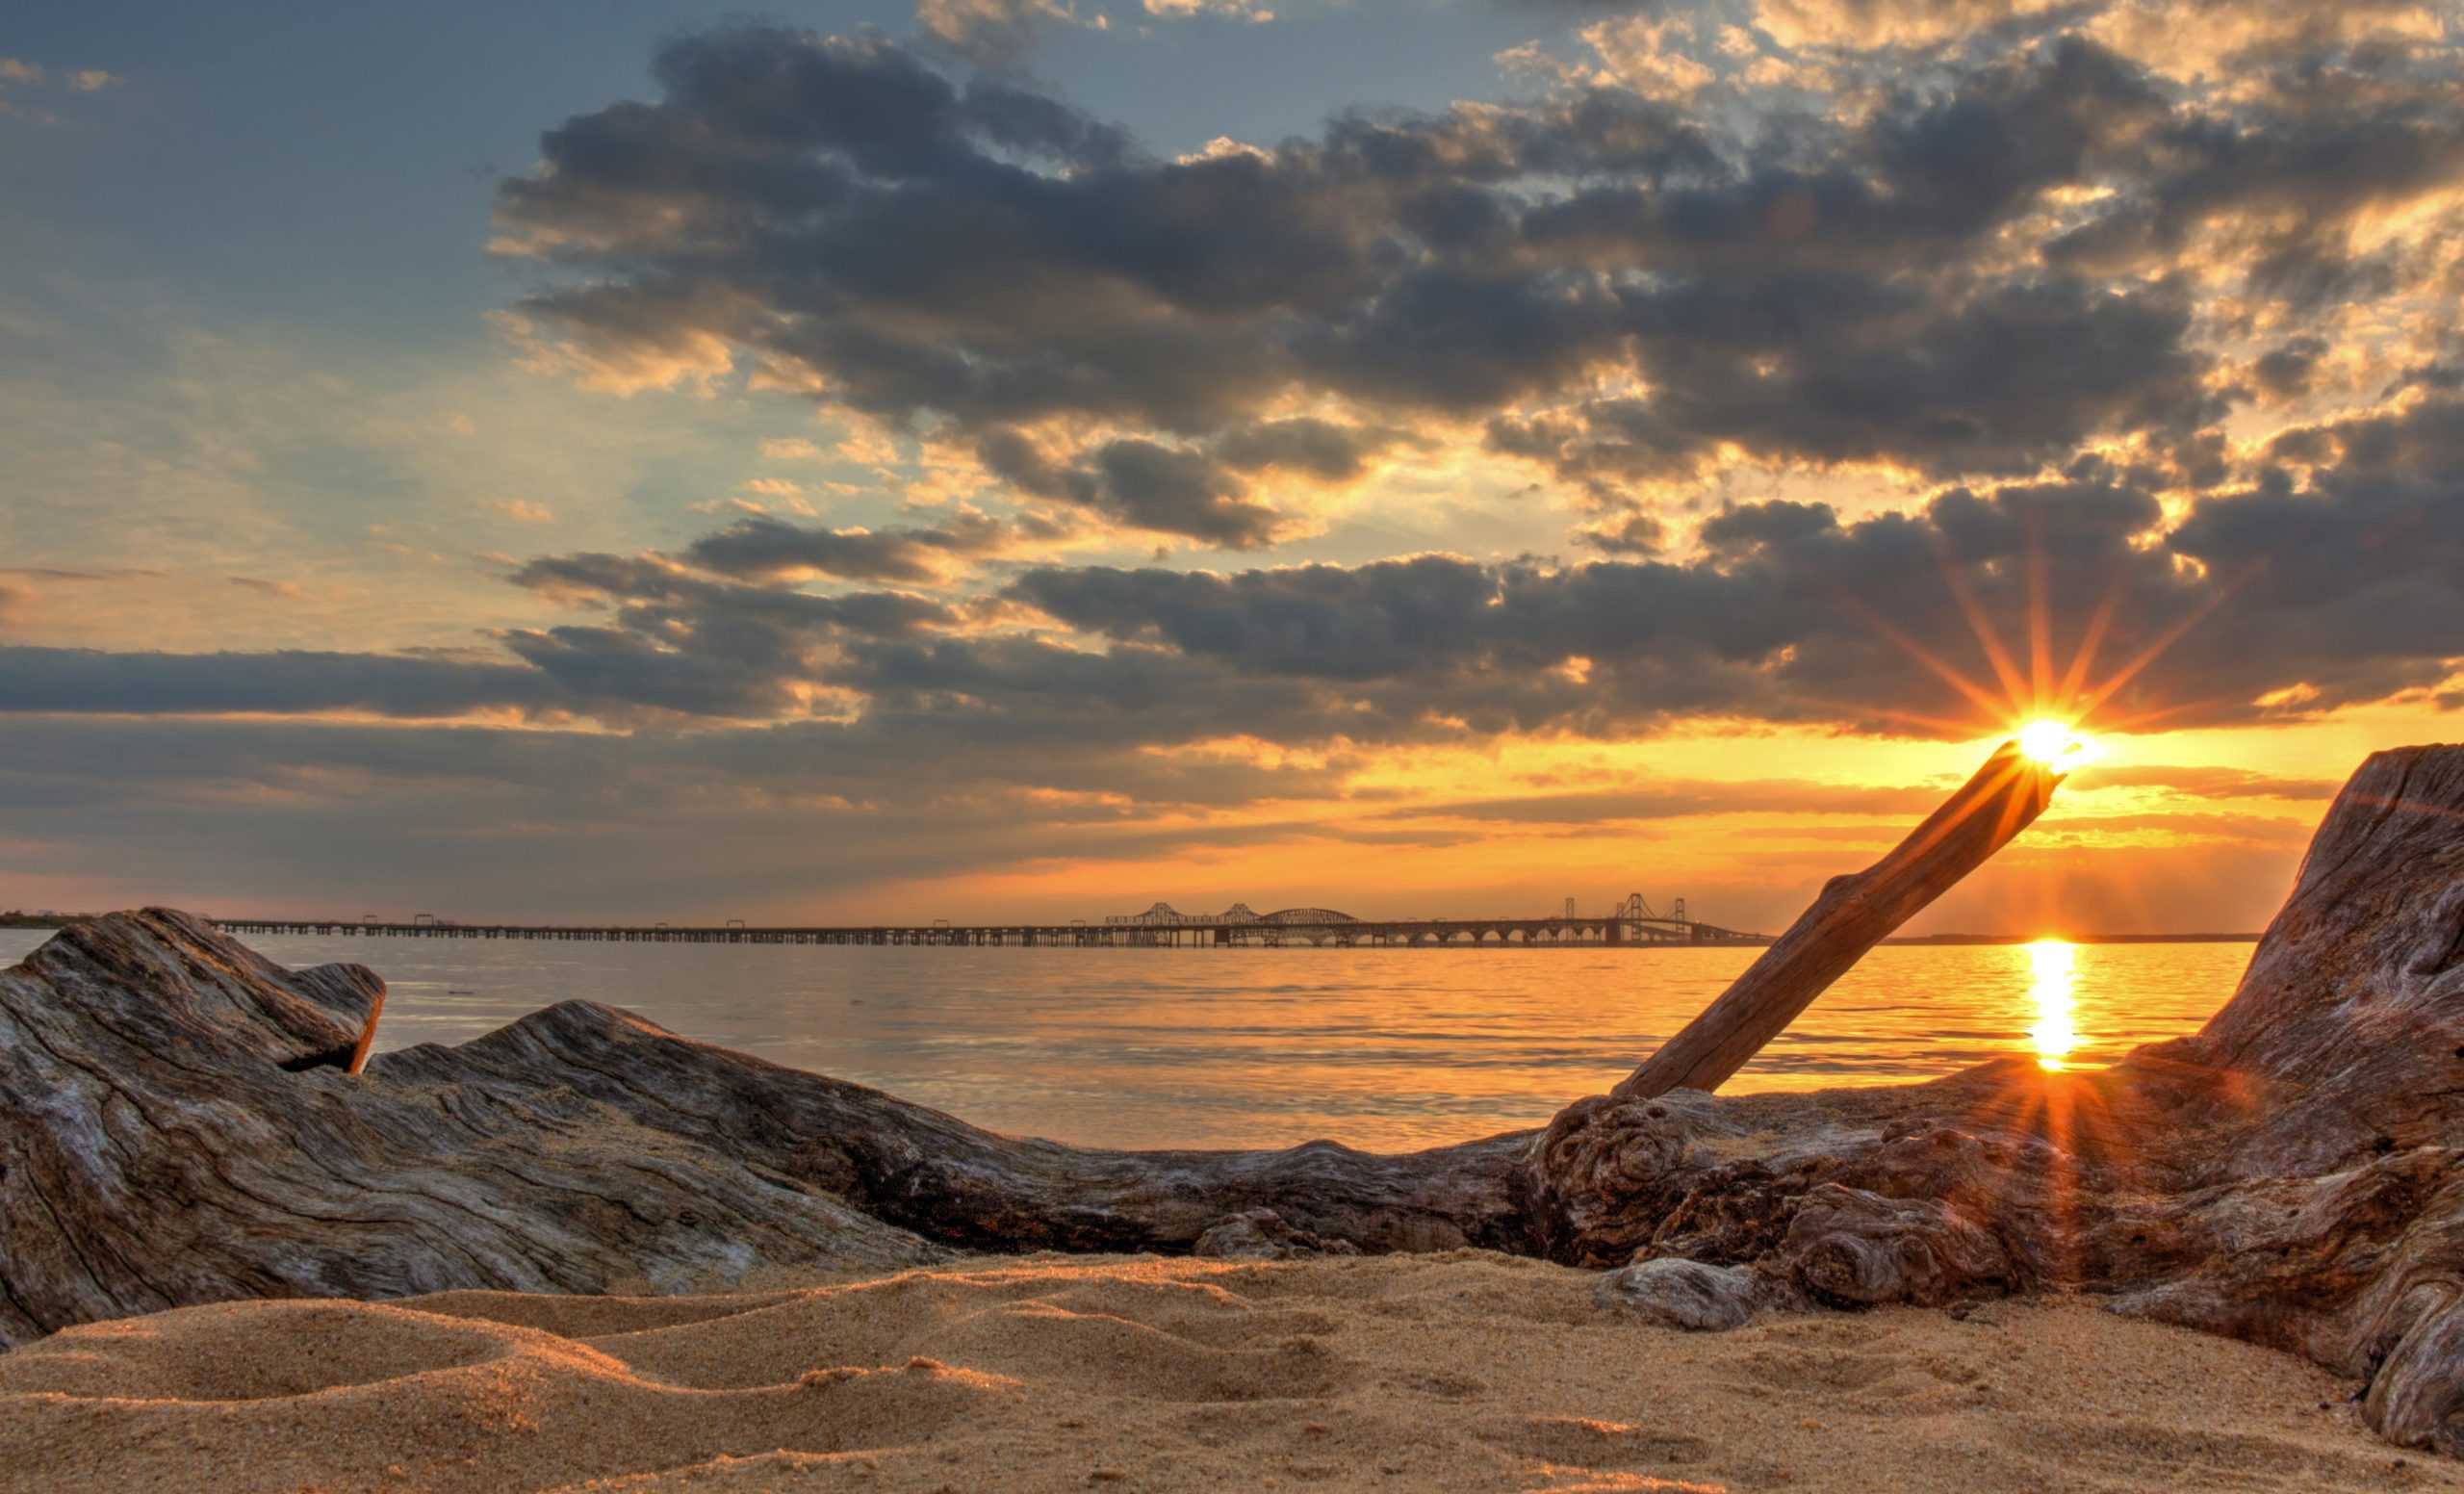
[{"left": 1616, "top": 738, "right": 2060, "bottom": 1100}]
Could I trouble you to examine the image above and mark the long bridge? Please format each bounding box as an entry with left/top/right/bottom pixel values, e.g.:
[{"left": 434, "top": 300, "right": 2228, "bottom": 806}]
[{"left": 214, "top": 895, "right": 1768, "bottom": 949}]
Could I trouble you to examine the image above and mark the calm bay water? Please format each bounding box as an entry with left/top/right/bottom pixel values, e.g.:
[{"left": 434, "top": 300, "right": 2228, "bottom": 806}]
[{"left": 0, "top": 931, "right": 2250, "bottom": 1150}]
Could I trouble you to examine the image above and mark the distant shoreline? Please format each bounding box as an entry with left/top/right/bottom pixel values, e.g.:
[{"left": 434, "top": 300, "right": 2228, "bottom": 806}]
[{"left": 2, "top": 913, "right": 2262, "bottom": 943}]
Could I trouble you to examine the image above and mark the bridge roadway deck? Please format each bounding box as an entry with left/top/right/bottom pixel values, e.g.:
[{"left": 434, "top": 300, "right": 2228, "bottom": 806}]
[{"left": 211, "top": 916, "right": 1768, "bottom": 947}]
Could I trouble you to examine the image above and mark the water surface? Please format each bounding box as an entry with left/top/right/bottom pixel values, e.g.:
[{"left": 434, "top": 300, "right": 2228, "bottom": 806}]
[{"left": 0, "top": 931, "right": 2249, "bottom": 1150}]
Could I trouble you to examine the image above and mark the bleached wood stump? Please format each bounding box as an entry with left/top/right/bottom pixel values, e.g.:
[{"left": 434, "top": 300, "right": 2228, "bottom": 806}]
[{"left": 4, "top": 744, "right": 2462, "bottom": 1454}]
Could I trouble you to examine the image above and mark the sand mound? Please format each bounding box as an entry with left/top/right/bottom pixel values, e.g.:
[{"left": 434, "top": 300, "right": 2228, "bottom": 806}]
[{"left": 3, "top": 1253, "right": 2451, "bottom": 1492}]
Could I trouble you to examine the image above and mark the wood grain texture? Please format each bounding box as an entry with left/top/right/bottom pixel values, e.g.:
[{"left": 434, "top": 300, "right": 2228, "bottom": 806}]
[{"left": 0, "top": 910, "right": 1525, "bottom": 1352}]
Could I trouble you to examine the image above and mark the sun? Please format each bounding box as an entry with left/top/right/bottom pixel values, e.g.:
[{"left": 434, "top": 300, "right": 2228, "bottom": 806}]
[
  {"left": 1836, "top": 517, "right": 2244, "bottom": 762},
  {"left": 2016, "top": 717, "right": 2098, "bottom": 769}
]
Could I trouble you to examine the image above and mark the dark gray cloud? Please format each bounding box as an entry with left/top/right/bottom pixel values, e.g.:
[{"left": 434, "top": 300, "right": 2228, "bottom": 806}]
[
  {"left": 2250, "top": 337, "right": 2326, "bottom": 399},
  {"left": 0, "top": 556, "right": 968, "bottom": 725},
  {"left": 1011, "top": 395, "right": 2464, "bottom": 734},
  {"left": 1576, "top": 512, "right": 1668, "bottom": 556},
  {"left": 1489, "top": 271, "right": 2218, "bottom": 490},
  {"left": 2041, "top": 33, "right": 2464, "bottom": 313},
  {"left": 1007, "top": 556, "right": 1506, "bottom": 683},
  {"left": 508, "top": 553, "right": 958, "bottom": 639},
  {"left": 0, "top": 647, "right": 563, "bottom": 718},
  {"left": 681, "top": 511, "right": 1063, "bottom": 582},
  {"left": 0, "top": 566, "right": 163, "bottom": 582},
  {"left": 502, "top": 552, "right": 962, "bottom": 717},
  {"left": 2161, "top": 395, "right": 2464, "bottom": 711},
  {"left": 974, "top": 429, "right": 1291, "bottom": 547},
  {"left": 1519, "top": 37, "right": 2166, "bottom": 272},
  {"left": 1085, "top": 440, "right": 1284, "bottom": 549},
  {"left": 1213, "top": 419, "right": 1400, "bottom": 481},
  {"left": 492, "top": 25, "right": 2316, "bottom": 510}
]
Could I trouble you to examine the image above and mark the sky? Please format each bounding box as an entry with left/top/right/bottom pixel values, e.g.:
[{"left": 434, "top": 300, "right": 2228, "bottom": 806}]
[{"left": 1, "top": 0, "right": 2459, "bottom": 933}]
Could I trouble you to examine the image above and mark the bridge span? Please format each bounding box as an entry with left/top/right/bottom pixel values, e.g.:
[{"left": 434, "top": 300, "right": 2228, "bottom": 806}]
[{"left": 214, "top": 897, "right": 1767, "bottom": 949}]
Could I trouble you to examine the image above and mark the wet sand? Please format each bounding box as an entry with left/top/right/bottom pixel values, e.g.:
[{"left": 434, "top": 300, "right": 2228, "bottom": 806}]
[{"left": 3, "top": 1251, "right": 2450, "bottom": 1493}]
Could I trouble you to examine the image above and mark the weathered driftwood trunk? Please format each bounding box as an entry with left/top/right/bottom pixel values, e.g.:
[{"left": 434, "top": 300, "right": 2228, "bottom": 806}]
[
  {"left": 0, "top": 909, "right": 1528, "bottom": 1352},
  {"left": 1533, "top": 742, "right": 2464, "bottom": 1455},
  {"left": 3, "top": 744, "right": 2463, "bottom": 1455},
  {"left": 1618, "top": 739, "right": 2058, "bottom": 1099}
]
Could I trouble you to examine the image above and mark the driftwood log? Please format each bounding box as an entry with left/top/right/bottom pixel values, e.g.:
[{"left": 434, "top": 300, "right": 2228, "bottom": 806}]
[
  {"left": 4, "top": 743, "right": 2463, "bottom": 1456},
  {"left": 1618, "top": 738, "right": 2058, "bottom": 1098}
]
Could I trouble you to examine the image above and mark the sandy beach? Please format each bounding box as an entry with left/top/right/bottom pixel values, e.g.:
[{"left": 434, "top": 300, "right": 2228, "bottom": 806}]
[{"left": 3, "top": 1250, "right": 2450, "bottom": 1494}]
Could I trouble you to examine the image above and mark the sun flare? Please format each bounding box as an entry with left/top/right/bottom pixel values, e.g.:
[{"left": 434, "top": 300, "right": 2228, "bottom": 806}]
[
  {"left": 2027, "top": 937, "right": 2079, "bottom": 1070},
  {"left": 2017, "top": 718, "right": 2099, "bottom": 769}
]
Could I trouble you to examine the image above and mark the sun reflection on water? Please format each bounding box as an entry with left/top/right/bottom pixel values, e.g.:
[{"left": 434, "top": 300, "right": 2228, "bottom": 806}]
[{"left": 2028, "top": 937, "right": 2078, "bottom": 1070}]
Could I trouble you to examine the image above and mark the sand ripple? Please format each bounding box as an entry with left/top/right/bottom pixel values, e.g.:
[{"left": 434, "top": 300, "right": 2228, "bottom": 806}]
[{"left": 1, "top": 1252, "right": 2451, "bottom": 1492}]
